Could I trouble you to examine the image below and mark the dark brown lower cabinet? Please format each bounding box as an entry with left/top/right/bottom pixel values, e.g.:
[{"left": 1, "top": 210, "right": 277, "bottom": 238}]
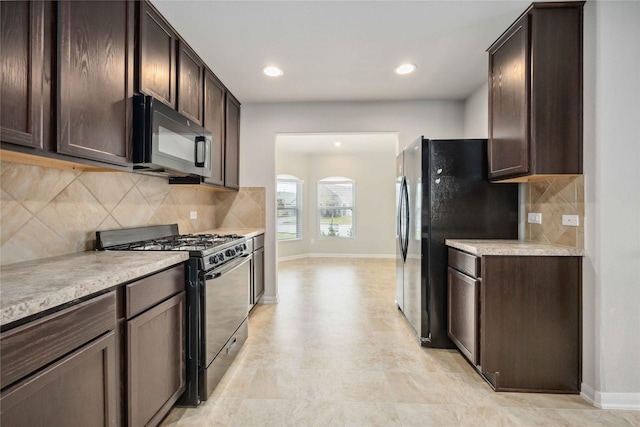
[
  {"left": 0, "top": 291, "right": 118, "bottom": 426},
  {"left": 250, "top": 234, "right": 265, "bottom": 309},
  {"left": 448, "top": 248, "right": 581, "bottom": 393},
  {"left": 1, "top": 330, "right": 118, "bottom": 427},
  {"left": 0, "top": 263, "right": 187, "bottom": 426},
  {"left": 447, "top": 267, "right": 479, "bottom": 366},
  {"left": 126, "top": 266, "right": 186, "bottom": 427}
]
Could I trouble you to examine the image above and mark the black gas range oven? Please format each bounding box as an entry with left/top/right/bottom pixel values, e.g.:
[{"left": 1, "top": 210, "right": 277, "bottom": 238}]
[{"left": 96, "top": 224, "right": 252, "bottom": 406}]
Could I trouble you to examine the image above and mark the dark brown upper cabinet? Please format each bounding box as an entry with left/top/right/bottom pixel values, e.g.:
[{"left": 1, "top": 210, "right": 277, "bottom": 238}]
[
  {"left": 488, "top": 2, "right": 584, "bottom": 182},
  {"left": 177, "top": 42, "right": 204, "bottom": 125},
  {"left": 203, "top": 70, "right": 226, "bottom": 187},
  {"left": 225, "top": 93, "right": 241, "bottom": 189},
  {"left": 0, "top": 1, "right": 50, "bottom": 150},
  {"left": 137, "top": 0, "right": 177, "bottom": 109},
  {"left": 58, "top": 0, "right": 134, "bottom": 167}
]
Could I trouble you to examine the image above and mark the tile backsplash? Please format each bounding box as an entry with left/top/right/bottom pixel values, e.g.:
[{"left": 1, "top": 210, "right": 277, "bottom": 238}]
[
  {"left": 0, "top": 161, "right": 264, "bottom": 265},
  {"left": 524, "top": 175, "right": 584, "bottom": 248}
]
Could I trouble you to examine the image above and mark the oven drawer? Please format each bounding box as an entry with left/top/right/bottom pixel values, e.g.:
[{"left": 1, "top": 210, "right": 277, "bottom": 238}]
[
  {"left": 126, "top": 264, "right": 185, "bottom": 318},
  {"left": 203, "top": 317, "right": 248, "bottom": 400}
]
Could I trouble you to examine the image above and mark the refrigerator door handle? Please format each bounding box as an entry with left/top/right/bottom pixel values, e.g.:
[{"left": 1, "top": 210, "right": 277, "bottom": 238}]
[
  {"left": 398, "top": 177, "right": 408, "bottom": 262},
  {"left": 402, "top": 177, "right": 410, "bottom": 261}
]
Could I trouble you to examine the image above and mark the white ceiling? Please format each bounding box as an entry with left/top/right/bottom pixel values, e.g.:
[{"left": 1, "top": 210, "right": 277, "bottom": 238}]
[{"left": 151, "top": 0, "right": 532, "bottom": 104}]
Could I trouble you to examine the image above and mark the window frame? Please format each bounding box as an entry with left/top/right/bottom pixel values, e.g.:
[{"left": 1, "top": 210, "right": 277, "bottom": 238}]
[
  {"left": 276, "top": 175, "right": 303, "bottom": 241},
  {"left": 317, "top": 177, "right": 355, "bottom": 239}
]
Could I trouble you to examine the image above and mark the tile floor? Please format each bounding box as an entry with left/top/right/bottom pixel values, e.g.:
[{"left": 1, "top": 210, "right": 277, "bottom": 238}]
[{"left": 160, "top": 258, "right": 638, "bottom": 426}]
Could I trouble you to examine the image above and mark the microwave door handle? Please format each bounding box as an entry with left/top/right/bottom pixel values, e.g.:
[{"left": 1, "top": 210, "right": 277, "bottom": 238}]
[{"left": 194, "top": 136, "right": 206, "bottom": 167}]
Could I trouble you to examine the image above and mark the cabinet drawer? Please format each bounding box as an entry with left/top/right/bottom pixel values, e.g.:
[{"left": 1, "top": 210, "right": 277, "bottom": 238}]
[
  {"left": 1, "top": 291, "right": 116, "bottom": 389},
  {"left": 126, "top": 264, "right": 184, "bottom": 319},
  {"left": 448, "top": 248, "right": 481, "bottom": 278},
  {"left": 253, "top": 234, "right": 264, "bottom": 250}
]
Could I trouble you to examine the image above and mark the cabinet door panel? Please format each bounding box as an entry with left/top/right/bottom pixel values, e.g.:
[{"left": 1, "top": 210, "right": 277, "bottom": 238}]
[
  {"left": 203, "top": 70, "right": 225, "bottom": 186},
  {"left": 447, "top": 268, "right": 479, "bottom": 365},
  {"left": 488, "top": 20, "right": 529, "bottom": 179},
  {"left": 225, "top": 94, "right": 240, "bottom": 189},
  {"left": 128, "top": 291, "right": 185, "bottom": 427},
  {"left": 0, "top": 1, "right": 44, "bottom": 148},
  {"left": 177, "top": 42, "right": 203, "bottom": 125},
  {"left": 0, "top": 332, "right": 118, "bottom": 427},
  {"left": 58, "top": 0, "right": 133, "bottom": 166},
  {"left": 481, "top": 256, "right": 581, "bottom": 392},
  {"left": 138, "top": 1, "right": 176, "bottom": 108}
]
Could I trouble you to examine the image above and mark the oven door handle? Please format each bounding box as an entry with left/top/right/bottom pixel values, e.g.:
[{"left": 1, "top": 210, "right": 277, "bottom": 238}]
[{"left": 204, "top": 254, "right": 251, "bottom": 280}]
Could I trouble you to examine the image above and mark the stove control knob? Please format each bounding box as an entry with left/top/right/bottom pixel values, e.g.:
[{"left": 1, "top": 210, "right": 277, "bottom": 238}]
[
  {"left": 218, "top": 254, "right": 224, "bottom": 263},
  {"left": 209, "top": 256, "right": 216, "bottom": 265}
]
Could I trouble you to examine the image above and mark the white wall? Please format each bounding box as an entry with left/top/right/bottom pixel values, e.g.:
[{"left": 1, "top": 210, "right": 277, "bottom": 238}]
[
  {"left": 275, "top": 150, "right": 311, "bottom": 258},
  {"left": 582, "top": 0, "right": 640, "bottom": 407},
  {"left": 461, "top": 0, "right": 640, "bottom": 407},
  {"left": 277, "top": 147, "right": 396, "bottom": 259},
  {"left": 463, "top": 82, "right": 489, "bottom": 139},
  {"left": 240, "top": 100, "right": 464, "bottom": 302}
]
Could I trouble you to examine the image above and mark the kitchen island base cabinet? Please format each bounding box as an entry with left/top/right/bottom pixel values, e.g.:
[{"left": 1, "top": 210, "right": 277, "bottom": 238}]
[{"left": 447, "top": 248, "right": 581, "bottom": 393}]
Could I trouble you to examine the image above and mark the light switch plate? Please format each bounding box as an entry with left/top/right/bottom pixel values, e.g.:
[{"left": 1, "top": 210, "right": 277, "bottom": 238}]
[
  {"left": 528, "top": 212, "right": 542, "bottom": 224},
  {"left": 562, "top": 215, "right": 579, "bottom": 226},
  {"left": 190, "top": 211, "right": 197, "bottom": 220}
]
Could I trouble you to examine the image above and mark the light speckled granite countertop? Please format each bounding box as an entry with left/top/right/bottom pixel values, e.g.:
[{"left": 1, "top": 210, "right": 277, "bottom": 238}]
[
  {"left": 202, "top": 228, "right": 265, "bottom": 239},
  {"left": 445, "top": 239, "right": 585, "bottom": 257},
  {"left": 1, "top": 251, "right": 189, "bottom": 327}
]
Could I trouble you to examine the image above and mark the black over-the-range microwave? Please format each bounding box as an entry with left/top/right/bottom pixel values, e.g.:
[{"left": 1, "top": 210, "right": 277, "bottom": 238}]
[{"left": 133, "top": 94, "right": 212, "bottom": 178}]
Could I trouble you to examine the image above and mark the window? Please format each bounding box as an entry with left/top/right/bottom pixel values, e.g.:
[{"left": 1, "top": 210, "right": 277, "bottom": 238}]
[
  {"left": 318, "top": 177, "right": 355, "bottom": 238},
  {"left": 277, "top": 175, "right": 303, "bottom": 240}
]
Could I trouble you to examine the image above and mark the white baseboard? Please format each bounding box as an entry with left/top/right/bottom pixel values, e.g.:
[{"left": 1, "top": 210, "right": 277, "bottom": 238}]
[
  {"left": 278, "top": 253, "right": 395, "bottom": 262},
  {"left": 277, "top": 254, "right": 309, "bottom": 262},
  {"left": 581, "top": 383, "right": 640, "bottom": 410},
  {"left": 259, "top": 295, "right": 279, "bottom": 304}
]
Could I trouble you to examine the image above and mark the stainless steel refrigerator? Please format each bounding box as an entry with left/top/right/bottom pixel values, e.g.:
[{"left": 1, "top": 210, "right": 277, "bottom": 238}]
[{"left": 396, "top": 137, "right": 518, "bottom": 347}]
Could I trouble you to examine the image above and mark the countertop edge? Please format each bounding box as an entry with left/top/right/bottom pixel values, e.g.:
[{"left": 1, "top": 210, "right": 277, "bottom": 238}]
[
  {"left": 445, "top": 239, "right": 585, "bottom": 257},
  {"left": 1, "top": 252, "right": 190, "bottom": 327}
]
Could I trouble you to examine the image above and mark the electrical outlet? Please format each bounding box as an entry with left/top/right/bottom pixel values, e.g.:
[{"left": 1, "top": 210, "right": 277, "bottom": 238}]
[
  {"left": 527, "top": 212, "right": 542, "bottom": 224},
  {"left": 189, "top": 211, "right": 197, "bottom": 220},
  {"left": 562, "top": 215, "right": 579, "bottom": 226}
]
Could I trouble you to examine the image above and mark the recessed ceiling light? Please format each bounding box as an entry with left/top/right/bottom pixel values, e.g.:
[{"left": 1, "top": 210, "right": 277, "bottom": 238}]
[
  {"left": 334, "top": 141, "right": 342, "bottom": 147},
  {"left": 395, "top": 63, "right": 417, "bottom": 75},
  {"left": 262, "top": 66, "right": 283, "bottom": 77}
]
